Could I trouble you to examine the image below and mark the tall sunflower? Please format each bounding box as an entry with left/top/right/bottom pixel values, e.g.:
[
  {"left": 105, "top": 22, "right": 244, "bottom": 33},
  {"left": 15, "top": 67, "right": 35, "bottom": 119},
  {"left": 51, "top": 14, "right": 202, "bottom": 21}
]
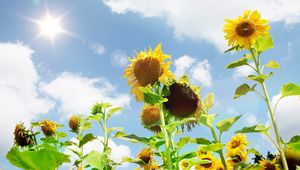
[
  {"left": 140, "top": 105, "right": 161, "bottom": 133},
  {"left": 224, "top": 10, "right": 270, "bottom": 49},
  {"left": 226, "top": 133, "right": 248, "bottom": 158},
  {"left": 260, "top": 158, "right": 281, "bottom": 170},
  {"left": 40, "top": 119, "right": 58, "bottom": 137},
  {"left": 124, "top": 44, "right": 174, "bottom": 101}
]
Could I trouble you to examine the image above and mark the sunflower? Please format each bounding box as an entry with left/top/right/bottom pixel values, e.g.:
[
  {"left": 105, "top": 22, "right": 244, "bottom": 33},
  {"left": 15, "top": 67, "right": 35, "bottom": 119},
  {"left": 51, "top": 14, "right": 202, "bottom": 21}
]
[
  {"left": 226, "top": 133, "right": 248, "bottom": 158},
  {"left": 69, "top": 115, "right": 80, "bottom": 131},
  {"left": 260, "top": 158, "right": 280, "bottom": 170},
  {"left": 14, "top": 123, "right": 34, "bottom": 147},
  {"left": 283, "top": 148, "right": 300, "bottom": 170},
  {"left": 180, "top": 159, "right": 192, "bottom": 170},
  {"left": 224, "top": 10, "right": 270, "bottom": 49},
  {"left": 163, "top": 75, "right": 202, "bottom": 130},
  {"left": 40, "top": 119, "right": 58, "bottom": 137},
  {"left": 140, "top": 105, "right": 161, "bottom": 133},
  {"left": 195, "top": 152, "right": 219, "bottom": 170},
  {"left": 138, "top": 148, "right": 154, "bottom": 165},
  {"left": 124, "top": 44, "right": 174, "bottom": 101}
]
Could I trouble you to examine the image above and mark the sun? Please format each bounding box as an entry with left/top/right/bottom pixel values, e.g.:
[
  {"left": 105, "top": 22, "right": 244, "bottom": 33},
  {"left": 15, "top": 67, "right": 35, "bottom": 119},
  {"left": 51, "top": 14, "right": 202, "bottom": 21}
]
[{"left": 38, "top": 14, "right": 63, "bottom": 39}]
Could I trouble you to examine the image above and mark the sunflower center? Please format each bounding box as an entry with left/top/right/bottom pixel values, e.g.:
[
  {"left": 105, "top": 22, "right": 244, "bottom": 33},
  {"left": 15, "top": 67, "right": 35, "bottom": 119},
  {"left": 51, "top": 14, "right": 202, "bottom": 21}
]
[
  {"left": 265, "top": 162, "right": 276, "bottom": 170},
  {"left": 201, "top": 158, "right": 212, "bottom": 168},
  {"left": 133, "top": 57, "right": 162, "bottom": 86},
  {"left": 164, "top": 83, "right": 199, "bottom": 118},
  {"left": 182, "top": 162, "right": 189, "bottom": 168},
  {"left": 235, "top": 21, "right": 255, "bottom": 37},
  {"left": 141, "top": 106, "right": 160, "bottom": 125},
  {"left": 231, "top": 140, "right": 240, "bottom": 148}
]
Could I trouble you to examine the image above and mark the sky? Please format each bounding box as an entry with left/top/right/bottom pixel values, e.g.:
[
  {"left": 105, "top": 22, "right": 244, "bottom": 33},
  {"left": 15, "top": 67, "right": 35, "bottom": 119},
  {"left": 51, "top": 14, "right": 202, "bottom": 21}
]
[{"left": 0, "top": 0, "right": 300, "bottom": 169}]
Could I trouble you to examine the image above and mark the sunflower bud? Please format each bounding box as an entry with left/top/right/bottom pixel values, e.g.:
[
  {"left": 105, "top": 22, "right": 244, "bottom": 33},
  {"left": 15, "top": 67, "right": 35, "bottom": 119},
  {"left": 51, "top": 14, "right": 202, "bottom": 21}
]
[
  {"left": 40, "top": 119, "right": 57, "bottom": 137},
  {"left": 69, "top": 115, "right": 80, "bottom": 131},
  {"left": 140, "top": 106, "right": 161, "bottom": 133},
  {"left": 138, "top": 148, "right": 153, "bottom": 165},
  {"left": 14, "top": 123, "right": 34, "bottom": 147}
]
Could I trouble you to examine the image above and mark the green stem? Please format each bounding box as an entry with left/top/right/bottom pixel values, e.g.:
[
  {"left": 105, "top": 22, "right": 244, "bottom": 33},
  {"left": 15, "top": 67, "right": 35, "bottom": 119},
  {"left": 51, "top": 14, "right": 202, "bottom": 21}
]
[
  {"left": 251, "top": 50, "right": 289, "bottom": 170},
  {"left": 210, "top": 127, "right": 228, "bottom": 170},
  {"left": 159, "top": 105, "right": 172, "bottom": 170}
]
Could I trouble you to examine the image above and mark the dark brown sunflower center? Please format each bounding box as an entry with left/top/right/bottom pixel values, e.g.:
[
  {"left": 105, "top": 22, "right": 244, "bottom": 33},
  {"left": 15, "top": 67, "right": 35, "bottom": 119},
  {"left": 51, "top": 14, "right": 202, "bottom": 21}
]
[
  {"left": 164, "top": 83, "right": 199, "bottom": 118},
  {"left": 231, "top": 140, "right": 240, "bottom": 148},
  {"left": 140, "top": 154, "right": 151, "bottom": 164},
  {"left": 133, "top": 57, "right": 162, "bottom": 86},
  {"left": 235, "top": 21, "right": 255, "bottom": 37},
  {"left": 265, "top": 162, "right": 276, "bottom": 170},
  {"left": 201, "top": 158, "right": 212, "bottom": 168},
  {"left": 182, "top": 162, "right": 189, "bottom": 167},
  {"left": 141, "top": 106, "right": 160, "bottom": 125}
]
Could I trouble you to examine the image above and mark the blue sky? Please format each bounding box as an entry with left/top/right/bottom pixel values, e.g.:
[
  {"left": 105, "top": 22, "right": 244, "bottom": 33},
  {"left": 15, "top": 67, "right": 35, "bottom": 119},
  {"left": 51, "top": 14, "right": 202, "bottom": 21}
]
[{"left": 1, "top": 0, "right": 300, "bottom": 169}]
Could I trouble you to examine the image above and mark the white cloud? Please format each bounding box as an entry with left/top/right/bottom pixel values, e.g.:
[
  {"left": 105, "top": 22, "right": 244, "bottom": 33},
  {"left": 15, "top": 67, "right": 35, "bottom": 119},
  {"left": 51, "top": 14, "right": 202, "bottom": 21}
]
[
  {"left": 103, "top": 0, "right": 300, "bottom": 51},
  {"left": 174, "top": 55, "right": 195, "bottom": 77},
  {"left": 233, "top": 63, "right": 255, "bottom": 79},
  {"left": 65, "top": 137, "right": 131, "bottom": 168},
  {"left": 0, "top": 42, "right": 53, "bottom": 153},
  {"left": 110, "top": 49, "right": 128, "bottom": 67},
  {"left": 174, "top": 55, "right": 212, "bottom": 87},
  {"left": 271, "top": 94, "right": 300, "bottom": 141},
  {"left": 42, "top": 72, "right": 131, "bottom": 117},
  {"left": 89, "top": 43, "right": 106, "bottom": 56},
  {"left": 244, "top": 113, "right": 258, "bottom": 126}
]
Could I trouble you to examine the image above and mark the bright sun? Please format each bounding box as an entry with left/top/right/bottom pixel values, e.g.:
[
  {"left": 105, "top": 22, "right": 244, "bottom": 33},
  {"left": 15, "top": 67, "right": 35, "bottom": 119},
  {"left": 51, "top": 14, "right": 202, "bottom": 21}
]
[{"left": 38, "top": 14, "right": 63, "bottom": 39}]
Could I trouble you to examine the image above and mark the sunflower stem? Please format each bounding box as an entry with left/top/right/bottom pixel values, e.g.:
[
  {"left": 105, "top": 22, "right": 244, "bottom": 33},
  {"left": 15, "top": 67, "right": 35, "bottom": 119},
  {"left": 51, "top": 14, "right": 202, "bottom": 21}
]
[
  {"left": 210, "top": 127, "right": 228, "bottom": 170},
  {"left": 159, "top": 104, "right": 173, "bottom": 170},
  {"left": 251, "top": 50, "right": 289, "bottom": 170}
]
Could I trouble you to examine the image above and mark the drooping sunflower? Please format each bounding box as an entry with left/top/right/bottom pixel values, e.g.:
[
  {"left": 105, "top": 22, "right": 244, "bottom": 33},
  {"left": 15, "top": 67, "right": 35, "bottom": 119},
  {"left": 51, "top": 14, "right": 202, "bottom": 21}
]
[
  {"left": 40, "top": 119, "right": 58, "bottom": 137},
  {"left": 140, "top": 105, "right": 161, "bottom": 133},
  {"left": 163, "top": 75, "right": 202, "bottom": 130},
  {"left": 260, "top": 158, "right": 281, "bottom": 170},
  {"left": 226, "top": 133, "right": 248, "bottom": 158},
  {"left": 195, "top": 151, "right": 219, "bottom": 170},
  {"left": 283, "top": 148, "right": 300, "bottom": 170},
  {"left": 124, "top": 44, "right": 174, "bottom": 101},
  {"left": 14, "top": 123, "right": 34, "bottom": 147},
  {"left": 224, "top": 10, "right": 270, "bottom": 49}
]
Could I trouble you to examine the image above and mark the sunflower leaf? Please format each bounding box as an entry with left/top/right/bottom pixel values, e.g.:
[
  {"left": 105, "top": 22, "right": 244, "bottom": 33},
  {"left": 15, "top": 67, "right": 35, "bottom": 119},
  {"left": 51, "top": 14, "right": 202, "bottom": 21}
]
[
  {"left": 191, "top": 138, "right": 212, "bottom": 145},
  {"left": 280, "top": 83, "right": 300, "bottom": 98},
  {"left": 247, "top": 72, "right": 273, "bottom": 84},
  {"left": 108, "top": 107, "right": 123, "bottom": 118},
  {"left": 84, "top": 151, "right": 109, "bottom": 169},
  {"left": 200, "top": 143, "right": 224, "bottom": 152},
  {"left": 235, "top": 124, "right": 271, "bottom": 134},
  {"left": 79, "top": 133, "right": 96, "bottom": 147},
  {"left": 198, "top": 114, "right": 216, "bottom": 127},
  {"left": 253, "top": 34, "right": 274, "bottom": 53},
  {"left": 225, "top": 57, "right": 248, "bottom": 69},
  {"left": 216, "top": 115, "right": 242, "bottom": 135},
  {"left": 176, "top": 137, "right": 191, "bottom": 150},
  {"left": 140, "top": 87, "right": 168, "bottom": 104},
  {"left": 204, "top": 93, "right": 214, "bottom": 110},
  {"left": 265, "top": 60, "right": 280, "bottom": 69},
  {"left": 234, "top": 84, "right": 255, "bottom": 99},
  {"left": 114, "top": 131, "right": 150, "bottom": 144}
]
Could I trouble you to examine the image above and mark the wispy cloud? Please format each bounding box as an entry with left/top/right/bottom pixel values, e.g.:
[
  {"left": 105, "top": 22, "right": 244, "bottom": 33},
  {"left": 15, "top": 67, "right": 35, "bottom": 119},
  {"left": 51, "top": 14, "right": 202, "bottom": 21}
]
[{"left": 89, "top": 43, "right": 106, "bottom": 56}]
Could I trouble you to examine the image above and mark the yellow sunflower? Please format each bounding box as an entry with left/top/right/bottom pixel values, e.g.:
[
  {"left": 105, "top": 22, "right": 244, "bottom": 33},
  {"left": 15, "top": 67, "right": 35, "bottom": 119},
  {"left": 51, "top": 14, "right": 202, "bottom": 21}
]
[
  {"left": 224, "top": 10, "right": 270, "bottom": 49},
  {"left": 69, "top": 115, "right": 80, "bottom": 131},
  {"left": 195, "top": 152, "right": 219, "bottom": 170},
  {"left": 138, "top": 148, "right": 154, "bottom": 166},
  {"left": 226, "top": 133, "right": 248, "bottom": 158},
  {"left": 40, "top": 119, "right": 58, "bottom": 137},
  {"left": 124, "top": 44, "right": 174, "bottom": 101},
  {"left": 180, "top": 159, "right": 192, "bottom": 170},
  {"left": 260, "top": 158, "right": 280, "bottom": 170}
]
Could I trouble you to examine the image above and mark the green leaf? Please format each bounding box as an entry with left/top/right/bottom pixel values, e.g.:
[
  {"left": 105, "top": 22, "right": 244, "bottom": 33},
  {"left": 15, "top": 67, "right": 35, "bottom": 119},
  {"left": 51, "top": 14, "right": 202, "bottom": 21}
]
[
  {"left": 165, "top": 117, "right": 196, "bottom": 132},
  {"left": 87, "top": 114, "right": 102, "bottom": 122},
  {"left": 122, "top": 157, "right": 146, "bottom": 166},
  {"left": 6, "top": 146, "right": 70, "bottom": 170},
  {"left": 216, "top": 115, "right": 242, "bottom": 134},
  {"left": 201, "top": 143, "right": 224, "bottom": 152},
  {"left": 280, "top": 83, "right": 300, "bottom": 98},
  {"left": 247, "top": 72, "right": 273, "bottom": 83},
  {"left": 31, "top": 122, "right": 40, "bottom": 126},
  {"left": 204, "top": 93, "right": 214, "bottom": 110},
  {"left": 84, "top": 151, "right": 108, "bottom": 169},
  {"left": 80, "top": 121, "right": 92, "bottom": 131},
  {"left": 234, "top": 84, "right": 255, "bottom": 99},
  {"left": 140, "top": 87, "right": 168, "bottom": 105},
  {"left": 253, "top": 34, "right": 274, "bottom": 52},
  {"left": 225, "top": 57, "right": 248, "bottom": 69},
  {"left": 114, "top": 131, "right": 149, "bottom": 144},
  {"left": 108, "top": 107, "right": 123, "bottom": 118},
  {"left": 176, "top": 137, "right": 191, "bottom": 150},
  {"left": 79, "top": 133, "right": 96, "bottom": 147},
  {"left": 198, "top": 114, "right": 216, "bottom": 127},
  {"left": 57, "top": 132, "right": 67, "bottom": 138},
  {"left": 224, "top": 45, "right": 242, "bottom": 53},
  {"left": 287, "top": 135, "right": 300, "bottom": 151},
  {"left": 287, "top": 135, "right": 300, "bottom": 144},
  {"left": 265, "top": 60, "right": 280, "bottom": 69},
  {"left": 191, "top": 138, "right": 212, "bottom": 145},
  {"left": 235, "top": 124, "right": 271, "bottom": 134},
  {"left": 246, "top": 148, "right": 261, "bottom": 156}
]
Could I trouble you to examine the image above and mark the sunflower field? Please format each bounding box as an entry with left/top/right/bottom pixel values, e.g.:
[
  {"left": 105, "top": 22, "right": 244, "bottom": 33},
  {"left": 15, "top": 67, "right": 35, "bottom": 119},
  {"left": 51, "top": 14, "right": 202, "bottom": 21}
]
[{"left": 5, "top": 9, "right": 300, "bottom": 170}]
